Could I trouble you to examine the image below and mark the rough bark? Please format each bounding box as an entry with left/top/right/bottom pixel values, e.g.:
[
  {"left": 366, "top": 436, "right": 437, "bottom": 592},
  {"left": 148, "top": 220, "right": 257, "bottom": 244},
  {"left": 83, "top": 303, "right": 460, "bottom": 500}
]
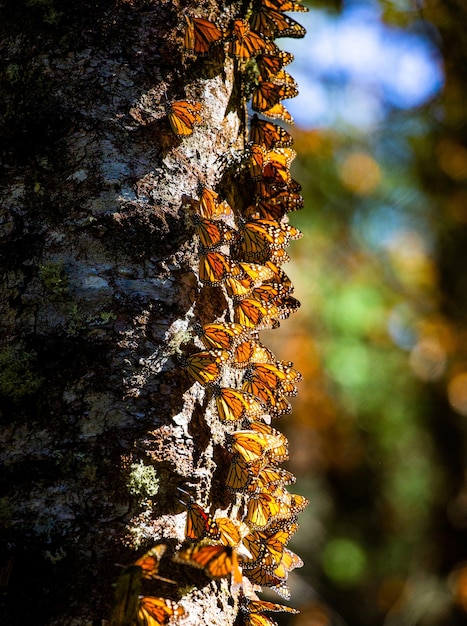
[{"left": 0, "top": 1, "right": 244, "bottom": 623}]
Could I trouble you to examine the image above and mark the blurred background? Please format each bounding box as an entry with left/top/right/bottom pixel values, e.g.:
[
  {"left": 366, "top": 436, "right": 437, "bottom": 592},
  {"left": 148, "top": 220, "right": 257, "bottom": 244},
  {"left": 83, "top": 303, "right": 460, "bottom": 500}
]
[{"left": 261, "top": 0, "right": 467, "bottom": 624}]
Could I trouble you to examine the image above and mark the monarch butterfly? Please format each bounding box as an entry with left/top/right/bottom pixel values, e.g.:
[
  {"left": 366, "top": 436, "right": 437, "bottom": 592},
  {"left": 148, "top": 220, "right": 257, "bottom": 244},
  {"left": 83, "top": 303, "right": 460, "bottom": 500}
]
[
  {"left": 241, "top": 612, "right": 280, "bottom": 626},
  {"left": 240, "top": 597, "right": 299, "bottom": 615},
  {"left": 270, "top": 69, "right": 298, "bottom": 90},
  {"left": 133, "top": 545, "right": 173, "bottom": 582},
  {"left": 247, "top": 283, "right": 291, "bottom": 306},
  {"left": 249, "top": 114, "right": 294, "bottom": 150},
  {"left": 182, "top": 500, "right": 219, "bottom": 542},
  {"left": 110, "top": 568, "right": 143, "bottom": 625},
  {"left": 225, "top": 274, "right": 257, "bottom": 300},
  {"left": 244, "top": 361, "right": 302, "bottom": 391},
  {"left": 254, "top": 150, "right": 295, "bottom": 198},
  {"left": 226, "top": 430, "right": 281, "bottom": 464},
  {"left": 233, "top": 298, "right": 280, "bottom": 330},
  {"left": 166, "top": 100, "right": 202, "bottom": 136},
  {"left": 193, "top": 215, "right": 240, "bottom": 249},
  {"left": 184, "top": 16, "right": 224, "bottom": 55},
  {"left": 247, "top": 466, "right": 296, "bottom": 493},
  {"left": 270, "top": 548, "right": 303, "bottom": 579},
  {"left": 252, "top": 81, "right": 298, "bottom": 115},
  {"left": 249, "top": 6, "right": 306, "bottom": 39},
  {"left": 246, "top": 190, "right": 303, "bottom": 221},
  {"left": 267, "top": 489, "right": 309, "bottom": 525},
  {"left": 199, "top": 250, "right": 242, "bottom": 285},
  {"left": 242, "top": 376, "right": 291, "bottom": 417},
  {"left": 245, "top": 490, "right": 284, "bottom": 530},
  {"left": 236, "top": 219, "right": 286, "bottom": 261},
  {"left": 268, "top": 247, "right": 291, "bottom": 265},
  {"left": 137, "top": 596, "right": 185, "bottom": 626},
  {"left": 232, "top": 338, "right": 275, "bottom": 368},
  {"left": 242, "top": 261, "right": 276, "bottom": 281},
  {"left": 261, "top": 102, "right": 293, "bottom": 124},
  {"left": 214, "top": 516, "right": 250, "bottom": 548},
  {"left": 261, "top": 148, "right": 296, "bottom": 186},
  {"left": 194, "top": 322, "right": 247, "bottom": 350},
  {"left": 249, "top": 421, "right": 289, "bottom": 463},
  {"left": 227, "top": 19, "right": 271, "bottom": 60},
  {"left": 250, "top": 523, "right": 299, "bottom": 566},
  {"left": 261, "top": 0, "right": 309, "bottom": 12},
  {"left": 278, "top": 380, "right": 298, "bottom": 397},
  {"left": 256, "top": 51, "right": 294, "bottom": 81},
  {"left": 174, "top": 542, "right": 243, "bottom": 584},
  {"left": 183, "top": 349, "right": 230, "bottom": 385},
  {"left": 244, "top": 566, "right": 291, "bottom": 599},
  {"left": 195, "top": 186, "right": 232, "bottom": 219},
  {"left": 249, "top": 144, "right": 267, "bottom": 181},
  {"left": 213, "top": 386, "right": 266, "bottom": 422},
  {"left": 242, "top": 524, "right": 298, "bottom": 570},
  {"left": 226, "top": 454, "right": 259, "bottom": 491}
]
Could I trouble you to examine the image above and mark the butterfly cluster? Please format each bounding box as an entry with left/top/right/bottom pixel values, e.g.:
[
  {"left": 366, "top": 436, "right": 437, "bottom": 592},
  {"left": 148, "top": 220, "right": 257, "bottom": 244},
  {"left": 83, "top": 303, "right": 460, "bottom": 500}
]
[
  {"left": 167, "top": 0, "right": 306, "bottom": 137},
  {"left": 176, "top": 1, "right": 307, "bottom": 624},
  {"left": 112, "top": 1, "right": 307, "bottom": 624}
]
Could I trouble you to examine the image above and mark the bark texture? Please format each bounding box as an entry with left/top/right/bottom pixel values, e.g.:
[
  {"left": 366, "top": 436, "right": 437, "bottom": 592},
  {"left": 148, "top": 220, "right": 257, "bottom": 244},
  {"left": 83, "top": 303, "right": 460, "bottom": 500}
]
[{"left": 0, "top": 1, "right": 243, "bottom": 623}]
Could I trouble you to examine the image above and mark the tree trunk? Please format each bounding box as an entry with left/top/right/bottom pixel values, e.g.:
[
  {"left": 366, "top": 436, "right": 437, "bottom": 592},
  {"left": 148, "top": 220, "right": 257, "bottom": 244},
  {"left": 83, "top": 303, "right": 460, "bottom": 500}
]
[{"left": 0, "top": 1, "right": 243, "bottom": 623}]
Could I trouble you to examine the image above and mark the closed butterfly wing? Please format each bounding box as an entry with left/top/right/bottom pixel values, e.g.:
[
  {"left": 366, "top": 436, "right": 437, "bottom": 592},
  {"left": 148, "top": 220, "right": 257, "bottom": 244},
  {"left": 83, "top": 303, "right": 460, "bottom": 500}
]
[
  {"left": 271, "top": 548, "right": 303, "bottom": 579},
  {"left": 245, "top": 491, "right": 283, "bottom": 530},
  {"left": 249, "top": 114, "right": 294, "bottom": 149},
  {"left": 249, "top": 144, "right": 267, "bottom": 181},
  {"left": 228, "top": 19, "right": 269, "bottom": 60},
  {"left": 184, "top": 16, "right": 223, "bottom": 54},
  {"left": 233, "top": 338, "right": 275, "bottom": 368},
  {"left": 256, "top": 51, "right": 294, "bottom": 81},
  {"left": 249, "top": 421, "right": 289, "bottom": 463},
  {"left": 249, "top": 6, "right": 306, "bottom": 39},
  {"left": 184, "top": 349, "right": 229, "bottom": 385},
  {"left": 195, "top": 322, "right": 246, "bottom": 350},
  {"left": 226, "top": 454, "right": 260, "bottom": 491},
  {"left": 242, "top": 612, "right": 279, "bottom": 626},
  {"left": 234, "top": 299, "right": 280, "bottom": 330},
  {"left": 134, "top": 545, "right": 167, "bottom": 580},
  {"left": 241, "top": 597, "right": 299, "bottom": 614},
  {"left": 261, "top": 102, "right": 294, "bottom": 124},
  {"left": 248, "top": 466, "right": 296, "bottom": 493},
  {"left": 196, "top": 187, "right": 232, "bottom": 219},
  {"left": 252, "top": 81, "right": 298, "bottom": 115},
  {"left": 184, "top": 501, "right": 219, "bottom": 542},
  {"left": 214, "top": 386, "right": 266, "bottom": 422},
  {"left": 137, "top": 596, "right": 184, "bottom": 626},
  {"left": 214, "top": 517, "right": 250, "bottom": 548},
  {"left": 194, "top": 216, "right": 239, "bottom": 249},
  {"left": 262, "top": 0, "right": 309, "bottom": 12},
  {"left": 167, "top": 100, "right": 202, "bottom": 136},
  {"left": 199, "top": 251, "right": 241, "bottom": 285},
  {"left": 227, "top": 430, "right": 280, "bottom": 464},
  {"left": 174, "top": 543, "right": 242, "bottom": 584},
  {"left": 244, "top": 566, "right": 291, "bottom": 599}
]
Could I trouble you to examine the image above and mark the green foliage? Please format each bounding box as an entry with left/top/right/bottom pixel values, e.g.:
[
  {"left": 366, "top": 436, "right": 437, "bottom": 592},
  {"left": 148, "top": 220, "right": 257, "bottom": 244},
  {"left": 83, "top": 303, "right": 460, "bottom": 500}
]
[
  {"left": 0, "top": 344, "right": 44, "bottom": 402},
  {"left": 39, "top": 262, "right": 68, "bottom": 297}
]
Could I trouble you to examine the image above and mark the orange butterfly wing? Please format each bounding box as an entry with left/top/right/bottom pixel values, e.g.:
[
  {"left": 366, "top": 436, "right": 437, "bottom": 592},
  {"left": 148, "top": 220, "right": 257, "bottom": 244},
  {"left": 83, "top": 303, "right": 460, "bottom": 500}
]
[
  {"left": 249, "top": 6, "right": 306, "bottom": 39},
  {"left": 195, "top": 322, "right": 246, "bottom": 350},
  {"left": 138, "top": 596, "right": 184, "bottom": 626},
  {"left": 167, "top": 100, "right": 202, "bottom": 136},
  {"left": 214, "top": 386, "right": 266, "bottom": 422},
  {"left": 249, "top": 114, "right": 294, "bottom": 149},
  {"left": 184, "top": 349, "right": 229, "bottom": 385},
  {"left": 228, "top": 19, "right": 270, "bottom": 60},
  {"left": 184, "top": 16, "right": 223, "bottom": 54}
]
